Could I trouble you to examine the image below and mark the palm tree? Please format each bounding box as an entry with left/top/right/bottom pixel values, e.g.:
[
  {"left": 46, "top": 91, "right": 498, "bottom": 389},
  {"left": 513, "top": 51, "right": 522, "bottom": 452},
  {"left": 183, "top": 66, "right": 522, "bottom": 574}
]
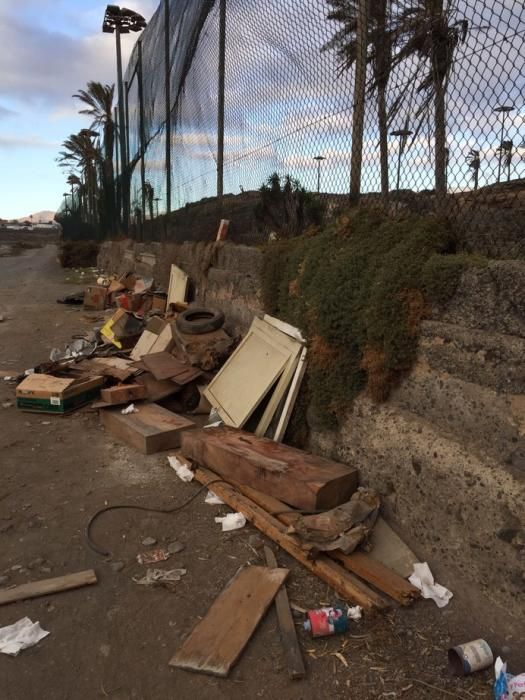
[
  {"left": 497, "top": 139, "right": 513, "bottom": 183},
  {"left": 392, "top": 0, "right": 468, "bottom": 205},
  {"left": 73, "top": 82, "right": 116, "bottom": 233},
  {"left": 466, "top": 148, "right": 480, "bottom": 190},
  {"left": 325, "top": 0, "right": 393, "bottom": 204},
  {"left": 58, "top": 130, "right": 101, "bottom": 225}
]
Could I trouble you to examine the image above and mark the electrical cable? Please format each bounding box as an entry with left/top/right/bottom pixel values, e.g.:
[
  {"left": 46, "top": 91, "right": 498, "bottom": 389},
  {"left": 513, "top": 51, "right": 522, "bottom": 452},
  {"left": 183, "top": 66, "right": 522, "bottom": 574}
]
[{"left": 85, "top": 478, "right": 224, "bottom": 558}]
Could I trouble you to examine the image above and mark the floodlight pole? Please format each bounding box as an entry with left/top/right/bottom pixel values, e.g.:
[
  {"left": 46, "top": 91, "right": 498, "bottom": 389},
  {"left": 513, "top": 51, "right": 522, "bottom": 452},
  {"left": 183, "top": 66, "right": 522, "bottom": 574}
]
[{"left": 114, "top": 25, "right": 129, "bottom": 232}]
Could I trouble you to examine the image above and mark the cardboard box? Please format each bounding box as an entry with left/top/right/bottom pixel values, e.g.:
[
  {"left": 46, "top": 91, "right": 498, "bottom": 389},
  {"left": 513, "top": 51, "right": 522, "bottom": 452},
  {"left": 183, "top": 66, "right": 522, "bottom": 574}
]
[
  {"left": 83, "top": 286, "right": 107, "bottom": 311},
  {"left": 152, "top": 294, "right": 167, "bottom": 313},
  {"left": 16, "top": 374, "right": 103, "bottom": 414}
]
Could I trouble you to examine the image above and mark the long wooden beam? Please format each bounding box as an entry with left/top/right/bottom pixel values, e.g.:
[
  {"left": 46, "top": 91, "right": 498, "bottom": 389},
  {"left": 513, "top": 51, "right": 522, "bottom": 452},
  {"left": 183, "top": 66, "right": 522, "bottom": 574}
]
[
  {"left": 195, "top": 467, "right": 388, "bottom": 611},
  {"left": 0, "top": 570, "right": 97, "bottom": 606}
]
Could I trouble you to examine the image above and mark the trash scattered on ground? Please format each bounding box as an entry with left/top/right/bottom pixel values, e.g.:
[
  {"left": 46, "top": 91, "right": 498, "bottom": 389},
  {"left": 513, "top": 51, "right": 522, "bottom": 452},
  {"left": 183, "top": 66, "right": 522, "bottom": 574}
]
[
  {"left": 133, "top": 568, "right": 186, "bottom": 586},
  {"left": 215, "top": 512, "right": 247, "bottom": 531},
  {"left": 121, "top": 403, "right": 138, "bottom": 415},
  {"left": 0, "top": 617, "right": 49, "bottom": 656},
  {"left": 136, "top": 548, "right": 170, "bottom": 565},
  {"left": 204, "top": 490, "right": 224, "bottom": 505},
  {"left": 448, "top": 638, "right": 493, "bottom": 675},
  {"left": 168, "top": 455, "right": 194, "bottom": 482},
  {"left": 303, "top": 605, "right": 359, "bottom": 638},
  {"left": 408, "top": 562, "right": 453, "bottom": 608}
]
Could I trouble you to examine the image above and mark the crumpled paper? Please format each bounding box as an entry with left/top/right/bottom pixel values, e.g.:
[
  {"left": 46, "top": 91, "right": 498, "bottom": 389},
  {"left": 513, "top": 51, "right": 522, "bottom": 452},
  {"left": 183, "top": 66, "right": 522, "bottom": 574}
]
[
  {"left": 215, "top": 513, "right": 246, "bottom": 531},
  {"left": 205, "top": 490, "right": 224, "bottom": 505},
  {"left": 347, "top": 605, "right": 363, "bottom": 621},
  {"left": 0, "top": 617, "right": 49, "bottom": 656},
  {"left": 409, "top": 562, "right": 453, "bottom": 608},
  {"left": 168, "top": 456, "right": 194, "bottom": 482},
  {"left": 133, "top": 568, "right": 186, "bottom": 586},
  {"left": 121, "top": 403, "right": 138, "bottom": 415}
]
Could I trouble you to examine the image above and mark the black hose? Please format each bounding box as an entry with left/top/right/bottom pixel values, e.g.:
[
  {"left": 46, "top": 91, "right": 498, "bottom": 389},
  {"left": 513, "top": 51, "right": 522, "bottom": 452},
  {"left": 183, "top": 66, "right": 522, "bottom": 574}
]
[{"left": 86, "top": 479, "right": 224, "bottom": 557}]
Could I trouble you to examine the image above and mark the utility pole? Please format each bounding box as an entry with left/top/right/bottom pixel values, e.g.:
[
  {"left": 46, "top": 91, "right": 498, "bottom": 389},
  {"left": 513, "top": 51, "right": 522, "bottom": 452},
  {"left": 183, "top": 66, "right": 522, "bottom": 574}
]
[
  {"left": 217, "top": 0, "right": 226, "bottom": 209},
  {"left": 349, "top": 0, "right": 367, "bottom": 203}
]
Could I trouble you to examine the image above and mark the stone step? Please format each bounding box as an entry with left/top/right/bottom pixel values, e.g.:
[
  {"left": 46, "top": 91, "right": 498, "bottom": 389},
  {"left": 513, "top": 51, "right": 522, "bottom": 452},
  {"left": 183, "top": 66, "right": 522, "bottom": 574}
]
[
  {"left": 439, "top": 260, "right": 525, "bottom": 338},
  {"left": 310, "top": 398, "right": 525, "bottom": 618},
  {"left": 419, "top": 320, "right": 525, "bottom": 394}
]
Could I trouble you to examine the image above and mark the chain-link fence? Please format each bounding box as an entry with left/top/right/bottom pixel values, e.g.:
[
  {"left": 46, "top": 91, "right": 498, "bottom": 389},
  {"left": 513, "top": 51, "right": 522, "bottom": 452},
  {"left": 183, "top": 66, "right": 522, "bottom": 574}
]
[{"left": 121, "top": 0, "right": 525, "bottom": 249}]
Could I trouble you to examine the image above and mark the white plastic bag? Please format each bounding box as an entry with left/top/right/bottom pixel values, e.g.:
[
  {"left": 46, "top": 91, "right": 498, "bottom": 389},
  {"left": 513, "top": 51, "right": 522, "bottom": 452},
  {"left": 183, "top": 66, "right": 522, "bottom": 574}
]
[
  {"left": 215, "top": 513, "right": 246, "bottom": 531},
  {"left": 0, "top": 618, "right": 49, "bottom": 656}
]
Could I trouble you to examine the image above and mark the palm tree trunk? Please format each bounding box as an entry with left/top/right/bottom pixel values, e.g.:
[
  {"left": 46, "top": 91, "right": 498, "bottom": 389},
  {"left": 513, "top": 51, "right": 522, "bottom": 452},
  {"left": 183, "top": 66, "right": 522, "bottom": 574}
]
[
  {"left": 377, "top": 84, "right": 389, "bottom": 205},
  {"left": 349, "top": 0, "right": 368, "bottom": 203},
  {"left": 434, "top": 81, "right": 447, "bottom": 207}
]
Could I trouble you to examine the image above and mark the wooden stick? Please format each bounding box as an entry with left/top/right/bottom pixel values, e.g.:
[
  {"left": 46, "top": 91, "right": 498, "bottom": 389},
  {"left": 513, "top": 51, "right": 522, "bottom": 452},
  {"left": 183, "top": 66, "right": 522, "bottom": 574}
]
[
  {"left": 216, "top": 477, "right": 418, "bottom": 606},
  {"left": 264, "top": 546, "right": 306, "bottom": 680},
  {"left": 0, "top": 570, "right": 98, "bottom": 606},
  {"left": 195, "top": 467, "right": 388, "bottom": 611}
]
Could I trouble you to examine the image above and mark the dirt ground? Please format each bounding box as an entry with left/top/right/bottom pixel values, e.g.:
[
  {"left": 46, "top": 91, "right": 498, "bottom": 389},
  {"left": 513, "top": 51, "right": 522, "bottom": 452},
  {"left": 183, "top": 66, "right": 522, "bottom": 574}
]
[{"left": 0, "top": 244, "right": 518, "bottom": 699}]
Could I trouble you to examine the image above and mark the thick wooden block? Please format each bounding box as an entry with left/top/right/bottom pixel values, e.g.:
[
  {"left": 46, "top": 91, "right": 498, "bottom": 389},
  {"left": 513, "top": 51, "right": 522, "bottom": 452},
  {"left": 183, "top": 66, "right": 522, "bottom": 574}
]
[
  {"left": 100, "top": 383, "right": 148, "bottom": 405},
  {"left": 101, "top": 403, "right": 195, "bottom": 454},
  {"left": 181, "top": 426, "right": 359, "bottom": 511}
]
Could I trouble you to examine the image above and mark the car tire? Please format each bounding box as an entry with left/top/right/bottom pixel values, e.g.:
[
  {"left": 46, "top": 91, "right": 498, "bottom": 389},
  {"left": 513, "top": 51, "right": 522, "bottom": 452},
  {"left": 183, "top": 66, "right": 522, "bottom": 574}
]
[{"left": 176, "top": 306, "right": 225, "bottom": 335}]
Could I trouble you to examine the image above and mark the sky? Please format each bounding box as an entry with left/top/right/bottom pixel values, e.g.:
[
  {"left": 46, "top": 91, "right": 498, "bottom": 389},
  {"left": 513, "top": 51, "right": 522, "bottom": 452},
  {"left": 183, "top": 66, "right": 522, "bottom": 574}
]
[{"left": 0, "top": 0, "right": 158, "bottom": 219}]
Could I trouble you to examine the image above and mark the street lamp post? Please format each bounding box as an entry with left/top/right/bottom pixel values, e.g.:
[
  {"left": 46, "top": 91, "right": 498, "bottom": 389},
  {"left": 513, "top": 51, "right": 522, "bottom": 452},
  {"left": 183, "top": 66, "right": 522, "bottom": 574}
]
[
  {"left": 494, "top": 105, "right": 514, "bottom": 183},
  {"left": 313, "top": 155, "right": 326, "bottom": 194},
  {"left": 103, "top": 5, "right": 147, "bottom": 233},
  {"left": 154, "top": 197, "right": 161, "bottom": 219},
  {"left": 390, "top": 128, "right": 413, "bottom": 206}
]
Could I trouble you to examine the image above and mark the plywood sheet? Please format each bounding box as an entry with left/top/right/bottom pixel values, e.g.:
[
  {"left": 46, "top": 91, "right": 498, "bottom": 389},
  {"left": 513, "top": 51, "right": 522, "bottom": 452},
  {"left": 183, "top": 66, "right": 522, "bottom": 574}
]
[
  {"left": 169, "top": 566, "right": 288, "bottom": 677},
  {"left": 204, "top": 317, "right": 302, "bottom": 428},
  {"left": 167, "top": 264, "right": 188, "bottom": 308},
  {"left": 130, "top": 330, "right": 159, "bottom": 361}
]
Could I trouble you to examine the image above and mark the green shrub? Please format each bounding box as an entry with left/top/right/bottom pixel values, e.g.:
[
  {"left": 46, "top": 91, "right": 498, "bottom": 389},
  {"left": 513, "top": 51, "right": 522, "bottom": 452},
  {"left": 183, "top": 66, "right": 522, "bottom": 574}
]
[
  {"left": 262, "top": 209, "right": 474, "bottom": 427},
  {"left": 422, "top": 252, "right": 487, "bottom": 306}
]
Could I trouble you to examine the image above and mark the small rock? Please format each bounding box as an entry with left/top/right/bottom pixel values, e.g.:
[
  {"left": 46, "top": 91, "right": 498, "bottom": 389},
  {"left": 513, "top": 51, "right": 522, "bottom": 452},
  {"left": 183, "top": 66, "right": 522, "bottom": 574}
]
[
  {"left": 11, "top": 565, "right": 22, "bottom": 571},
  {"left": 100, "top": 644, "right": 110, "bottom": 658},
  {"left": 41, "top": 421, "right": 51, "bottom": 426},
  {"left": 0, "top": 575, "right": 10, "bottom": 585},
  {"left": 46, "top": 603, "right": 55, "bottom": 612},
  {"left": 167, "top": 541, "right": 185, "bottom": 554},
  {"left": 110, "top": 561, "right": 125, "bottom": 573},
  {"left": 501, "top": 645, "right": 511, "bottom": 655},
  {"left": 28, "top": 557, "right": 45, "bottom": 569},
  {"left": 0, "top": 523, "right": 13, "bottom": 534},
  {"left": 141, "top": 537, "right": 157, "bottom": 547},
  {"left": 2, "top": 402, "right": 12, "bottom": 409}
]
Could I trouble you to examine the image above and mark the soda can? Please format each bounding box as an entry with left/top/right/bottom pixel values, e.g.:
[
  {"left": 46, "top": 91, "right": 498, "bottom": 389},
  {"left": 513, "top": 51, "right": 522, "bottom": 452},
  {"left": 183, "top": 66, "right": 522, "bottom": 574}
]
[
  {"left": 304, "top": 606, "right": 349, "bottom": 638},
  {"left": 448, "top": 639, "right": 493, "bottom": 676}
]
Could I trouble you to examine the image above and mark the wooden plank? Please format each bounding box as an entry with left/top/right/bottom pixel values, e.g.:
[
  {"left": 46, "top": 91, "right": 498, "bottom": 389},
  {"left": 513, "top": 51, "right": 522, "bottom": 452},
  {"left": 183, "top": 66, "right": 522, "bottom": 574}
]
[
  {"left": 368, "top": 517, "right": 419, "bottom": 579},
  {"left": 255, "top": 352, "right": 300, "bottom": 438},
  {"left": 148, "top": 324, "right": 175, "bottom": 354},
  {"left": 170, "top": 566, "right": 288, "bottom": 677},
  {"left": 223, "top": 479, "right": 418, "bottom": 606},
  {"left": 136, "top": 372, "right": 182, "bottom": 401},
  {"left": 101, "top": 403, "right": 195, "bottom": 454},
  {"left": 130, "top": 330, "right": 159, "bottom": 361},
  {"left": 194, "top": 467, "right": 388, "bottom": 611},
  {"left": 181, "top": 426, "right": 358, "bottom": 511},
  {"left": 167, "top": 264, "right": 188, "bottom": 308},
  {"left": 264, "top": 547, "right": 306, "bottom": 680},
  {"left": 142, "top": 352, "right": 189, "bottom": 381},
  {"left": 100, "top": 383, "right": 148, "bottom": 405},
  {"left": 274, "top": 346, "right": 308, "bottom": 443},
  {"left": 0, "top": 570, "right": 97, "bottom": 606}
]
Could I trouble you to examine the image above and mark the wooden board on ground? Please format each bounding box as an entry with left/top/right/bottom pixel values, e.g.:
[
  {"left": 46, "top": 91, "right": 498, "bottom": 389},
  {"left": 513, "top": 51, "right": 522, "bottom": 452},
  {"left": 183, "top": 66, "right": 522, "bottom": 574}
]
[
  {"left": 142, "top": 352, "right": 202, "bottom": 384},
  {"left": 77, "top": 356, "right": 137, "bottom": 382},
  {"left": 264, "top": 547, "right": 305, "bottom": 680},
  {"left": 193, "top": 467, "right": 388, "bottom": 611},
  {"left": 100, "top": 383, "right": 148, "bottom": 405},
  {"left": 148, "top": 323, "right": 175, "bottom": 354},
  {"left": 167, "top": 264, "right": 188, "bottom": 308},
  {"left": 101, "top": 403, "right": 195, "bottom": 454},
  {"left": 0, "top": 570, "right": 97, "bottom": 606},
  {"left": 169, "top": 566, "right": 288, "bottom": 677},
  {"left": 368, "top": 517, "right": 419, "bottom": 579},
  {"left": 204, "top": 317, "right": 302, "bottom": 428},
  {"left": 181, "top": 426, "right": 358, "bottom": 511}
]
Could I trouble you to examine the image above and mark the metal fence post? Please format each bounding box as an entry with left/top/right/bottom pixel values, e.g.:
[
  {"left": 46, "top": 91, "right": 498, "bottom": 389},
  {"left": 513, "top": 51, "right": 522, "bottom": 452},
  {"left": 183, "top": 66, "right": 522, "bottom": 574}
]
[
  {"left": 138, "top": 40, "right": 146, "bottom": 241},
  {"left": 217, "top": 0, "right": 226, "bottom": 209},
  {"left": 164, "top": 0, "right": 172, "bottom": 226}
]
